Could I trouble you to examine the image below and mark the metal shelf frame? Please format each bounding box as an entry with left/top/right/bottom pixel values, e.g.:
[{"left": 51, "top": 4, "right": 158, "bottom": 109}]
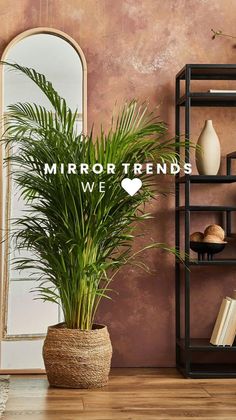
[{"left": 175, "top": 64, "right": 236, "bottom": 379}]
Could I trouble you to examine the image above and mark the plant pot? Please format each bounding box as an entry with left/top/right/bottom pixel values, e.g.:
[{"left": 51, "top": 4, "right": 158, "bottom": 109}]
[{"left": 43, "top": 322, "right": 112, "bottom": 388}]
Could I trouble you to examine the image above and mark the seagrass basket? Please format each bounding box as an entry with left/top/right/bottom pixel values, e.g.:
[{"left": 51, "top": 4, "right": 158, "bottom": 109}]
[{"left": 43, "top": 323, "right": 112, "bottom": 388}]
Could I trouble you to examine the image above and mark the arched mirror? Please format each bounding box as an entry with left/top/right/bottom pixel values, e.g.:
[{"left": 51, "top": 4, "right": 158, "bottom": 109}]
[{"left": 0, "top": 28, "right": 87, "bottom": 371}]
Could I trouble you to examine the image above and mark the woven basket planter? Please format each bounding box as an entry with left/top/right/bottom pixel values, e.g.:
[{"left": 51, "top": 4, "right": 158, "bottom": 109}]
[{"left": 43, "top": 323, "right": 112, "bottom": 388}]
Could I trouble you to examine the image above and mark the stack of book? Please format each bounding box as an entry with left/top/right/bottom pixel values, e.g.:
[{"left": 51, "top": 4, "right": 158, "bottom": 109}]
[{"left": 210, "top": 291, "right": 236, "bottom": 346}]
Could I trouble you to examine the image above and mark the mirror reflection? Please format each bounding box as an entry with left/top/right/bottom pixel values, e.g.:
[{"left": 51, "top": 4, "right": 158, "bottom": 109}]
[{"left": 2, "top": 32, "right": 84, "bottom": 340}]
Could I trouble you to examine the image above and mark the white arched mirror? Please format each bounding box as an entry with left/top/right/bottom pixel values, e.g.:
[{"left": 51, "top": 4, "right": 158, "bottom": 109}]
[{"left": 0, "top": 28, "right": 87, "bottom": 371}]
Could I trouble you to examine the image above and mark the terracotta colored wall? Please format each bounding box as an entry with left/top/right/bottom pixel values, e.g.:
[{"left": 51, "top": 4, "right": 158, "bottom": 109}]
[{"left": 1, "top": 0, "right": 236, "bottom": 366}]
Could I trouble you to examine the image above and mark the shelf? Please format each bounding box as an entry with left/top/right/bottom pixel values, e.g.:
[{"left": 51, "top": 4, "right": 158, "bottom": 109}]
[
  {"left": 178, "top": 205, "right": 236, "bottom": 212},
  {"left": 177, "top": 175, "right": 236, "bottom": 183},
  {"left": 175, "top": 64, "right": 236, "bottom": 379},
  {"left": 186, "top": 259, "right": 236, "bottom": 266},
  {"left": 178, "top": 92, "right": 236, "bottom": 107},
  {"left": 177, "top": 338, "right": 236, "bottom": 351},
  {"left": 178, "top": 364, "right": 236, "bottom": 379},
  {"left": 176, "top": 64, "right": 236, "bottom": 80}
]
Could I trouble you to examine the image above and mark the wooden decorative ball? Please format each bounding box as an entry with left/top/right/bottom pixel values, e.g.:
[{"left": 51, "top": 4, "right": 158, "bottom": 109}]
[
  {"left": 190, "top": 232, "right": 204, "bottom": 242},
  {"left": 204, "top": 224, "right": 225, "bottom": 241},
  {"left": 203, "top": 234, "right": 224, "bottom": 244}
]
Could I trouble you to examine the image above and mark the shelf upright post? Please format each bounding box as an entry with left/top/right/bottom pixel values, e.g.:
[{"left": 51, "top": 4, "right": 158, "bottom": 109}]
[
  {"left": 226, "top": 156, "right": 231, "bottom": 175},
  {"left": 184, "top": 65, "right": 191, "bottom": 374},
  {"left": 226, "top": 155, "right": 233, "bottom": 236},
  {"left": 175, "top": 73, "right": 181, "bottom": 368},
  {"left": 226, "top": 210, "right": 232, "bottom": 237}
]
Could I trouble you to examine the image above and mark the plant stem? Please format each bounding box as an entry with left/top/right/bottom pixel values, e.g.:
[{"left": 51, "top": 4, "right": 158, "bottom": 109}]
[{"left": 211, "top": 29, "right": 236, "bottom": 40}]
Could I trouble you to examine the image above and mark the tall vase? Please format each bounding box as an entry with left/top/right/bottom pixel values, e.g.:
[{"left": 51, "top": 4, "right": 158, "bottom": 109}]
[{"left": 195, "top": 120, "right": 221, "bottom": 175}]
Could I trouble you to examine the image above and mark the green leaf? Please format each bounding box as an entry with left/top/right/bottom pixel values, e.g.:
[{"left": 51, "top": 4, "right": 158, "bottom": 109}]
[{"left": 0, "top": 61, "right": 187, "bottom": 330}]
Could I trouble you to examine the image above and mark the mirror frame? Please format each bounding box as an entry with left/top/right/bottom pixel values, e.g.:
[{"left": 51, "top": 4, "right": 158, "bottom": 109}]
[{"left": 0, "top": 27, "right": 87, "bottom": 340}]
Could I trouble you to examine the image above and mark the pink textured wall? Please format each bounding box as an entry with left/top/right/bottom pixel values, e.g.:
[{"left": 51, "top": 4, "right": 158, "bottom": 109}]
[{"left": 1, "top": 0, "right": 236, "bottom": 366}]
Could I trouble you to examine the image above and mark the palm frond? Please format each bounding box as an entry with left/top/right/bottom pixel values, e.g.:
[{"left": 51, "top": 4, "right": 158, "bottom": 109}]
[{"left": 1, "top": 61, "right": 184, "bottom": 330}]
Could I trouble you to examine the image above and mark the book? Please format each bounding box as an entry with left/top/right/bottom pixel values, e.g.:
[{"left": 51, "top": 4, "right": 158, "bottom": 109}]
[
  {"left": 210, "top": 297, "right": 231, "bottom": 345},
  {"left": 220, "top": 299, "right": 236, "bottom": 346},
  {"left": 209, "top": 89, "right": 236, "bottom": 93},
  {"left": 220, "top": 300, "right": 236, "bottom": 346}
]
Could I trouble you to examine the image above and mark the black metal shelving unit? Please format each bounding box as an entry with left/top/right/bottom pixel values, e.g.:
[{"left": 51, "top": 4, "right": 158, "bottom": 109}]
[{"left": 175, "top": 64, "right": 236, "bottom": 378}]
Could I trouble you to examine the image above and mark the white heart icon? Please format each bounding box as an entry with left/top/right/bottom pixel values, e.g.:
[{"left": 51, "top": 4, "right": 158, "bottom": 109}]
[{"left": 121, "top": 178, "right": 142, "bottom": 196}]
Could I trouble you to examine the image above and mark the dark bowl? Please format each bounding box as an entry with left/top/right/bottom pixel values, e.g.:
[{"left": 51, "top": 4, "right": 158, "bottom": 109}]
[{"left": 190, "top": 241, "right": 227, "bottom": 260}]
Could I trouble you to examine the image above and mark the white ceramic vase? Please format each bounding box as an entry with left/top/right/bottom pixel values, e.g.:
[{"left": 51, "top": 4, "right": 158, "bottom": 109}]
[{"left": 196, "top": 120, "right": 221, "bottom": 175}]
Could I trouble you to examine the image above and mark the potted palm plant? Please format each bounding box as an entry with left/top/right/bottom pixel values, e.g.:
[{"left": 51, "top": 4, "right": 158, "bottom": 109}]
[{"left": 2, "top": 62, "right": 181, "bottom": 388}]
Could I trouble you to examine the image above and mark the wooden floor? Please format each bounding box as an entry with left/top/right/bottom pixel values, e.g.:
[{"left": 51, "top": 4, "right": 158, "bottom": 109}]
[{"left": 3, "top": 368, "right": 236, "bottom": 419}]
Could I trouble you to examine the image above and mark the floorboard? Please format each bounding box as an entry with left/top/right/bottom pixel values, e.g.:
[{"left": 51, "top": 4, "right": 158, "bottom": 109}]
[{"left": 3, "top": 368, "right": 236, "bottom": 419}]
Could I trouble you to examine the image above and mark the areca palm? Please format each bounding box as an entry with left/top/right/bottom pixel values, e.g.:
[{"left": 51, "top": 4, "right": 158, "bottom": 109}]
[{"left": 2, "top": 62, "right": 181, "bottom": 330}]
